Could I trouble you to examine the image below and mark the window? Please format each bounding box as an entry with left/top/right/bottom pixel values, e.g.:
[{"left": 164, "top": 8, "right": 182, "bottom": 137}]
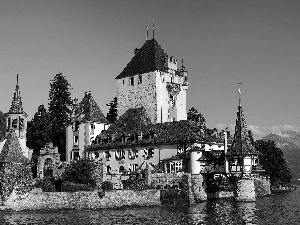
[
  {"left": 12, "top": 119, "right": 18, "bottom": 129},
  {"left": 115, "top": 149, "right": 125, "bottom": 160},
  {"left": 105, "top": 151, "right": 111, "bottom": 161},
  {"left": 169, "top": 95, "right": 175, "bottom": 107},
  {"left": 138, "top": 75, "right": 142, "bottom": 84},
  {"left": 74, "top": 121, "right": 79, "bottom": 131},
  {"left": 129, "top": 164, "right": 138, "bottom": 172},
  {"left": 129, "top": 76, "right": 134, "bottom": 86},
  {"left": 74, "top": 136, "right": 79, "bottom": 145},
  {"left": 128, "top": 149, "right": 138, "bottom": 159},
  {"left": 123, "top": 79, "right": 125, "bottom": 84},
  {"left": 106, "top": 165, "right": 111, "bottom": 174},
  {"left": 73, "top": 151, "right": 79, "bottom": 160},
  {"left": 143, "top": 148, "right": 154, "bottom": 159},
  {"left": 19, "top": 118, "right": 24, "bottom": 130},
  {"left": 177, "top": 144, "right": 187, "bottom": 155}
]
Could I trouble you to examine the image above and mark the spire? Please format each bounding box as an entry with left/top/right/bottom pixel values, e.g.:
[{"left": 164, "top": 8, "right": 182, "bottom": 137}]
[
  {"left": 146, "top": 21, "right": 149, "bottom": 41},
  {"left": 8, "top": 74, "right": 27, "bottom": 116},
  {"left": 152, "top": 19, "right": 155, "bottom": 39},
  {"left": 227, "top": 85, "right": 258, "bottom": 156}
]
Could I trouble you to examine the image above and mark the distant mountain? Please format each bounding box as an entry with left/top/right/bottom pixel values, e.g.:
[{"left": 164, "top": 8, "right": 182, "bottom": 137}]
[{"left": 261, "top": 131, "right": 300, "bottom": 183}]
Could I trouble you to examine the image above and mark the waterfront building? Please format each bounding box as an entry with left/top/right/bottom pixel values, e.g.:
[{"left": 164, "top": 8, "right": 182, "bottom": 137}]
[
  {"left": 0, "top": 75, "right": 32, "bottom": 160},
  {"left": 66, "top": 91, "right": 109, "bottom": 162},
  {"left": 86, "top": 37, "right": 225, "bottom": 177}
]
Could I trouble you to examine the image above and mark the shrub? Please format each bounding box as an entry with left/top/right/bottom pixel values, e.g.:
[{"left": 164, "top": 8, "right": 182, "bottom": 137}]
[
  {"left": 61, "top": 181, "right": 93, "bottom": 192},
  {"left": 34, "top": 178, "right": 55, "bottom": 192},
  {"left": 62, "top": 158, "right": 102, "bottom": 187},
  {"left": 102, "top": 181, "right": 113, "bottom": 191}
]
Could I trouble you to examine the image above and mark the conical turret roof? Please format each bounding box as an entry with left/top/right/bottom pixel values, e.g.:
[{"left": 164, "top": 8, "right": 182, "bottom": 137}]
[
  {"left": 227, "top": 104, "right": 259, "bottom": 156},
  {"left": 0, "top": 131, "right": 30, "bottom": 163},
  {"left": 7, "top": 75, "right": 27, "bottom": 116}
]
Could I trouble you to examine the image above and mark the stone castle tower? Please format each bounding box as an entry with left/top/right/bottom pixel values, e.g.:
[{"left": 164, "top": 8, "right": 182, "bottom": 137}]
[
  {"left": 0, "top": 75, "right": 32, "bottom": 159},
  {"left": 116, "top": 38, "right": 189, "bottom": 123}
]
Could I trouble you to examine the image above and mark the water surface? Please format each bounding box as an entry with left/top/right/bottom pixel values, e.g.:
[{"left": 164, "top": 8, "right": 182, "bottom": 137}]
[{"left": 1, "top": 186, "right": 299, "bottom": 224}]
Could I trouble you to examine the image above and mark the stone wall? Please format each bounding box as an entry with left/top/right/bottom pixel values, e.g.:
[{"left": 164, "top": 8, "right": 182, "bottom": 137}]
[
  {"left": 254, "top": 176, "right": 271, "bottom": 197},
  {"left": 117, "top": 72, "right": 158, "bottom": 123},
  {"left": 151, "top": 172, "right": 185, "bottom": 189},
  {"left": 207, "top": 191, "right": 234, "bottom": 200},
  {"left": 3, "top": 189, "right": 160, "bottom": 211}
]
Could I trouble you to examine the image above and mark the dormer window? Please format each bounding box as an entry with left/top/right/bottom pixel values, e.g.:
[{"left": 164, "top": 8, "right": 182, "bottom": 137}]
[
  {"left": 129, "top": 77, "right": 134, "bottom": 86},
  {"left": 115, "top": 149, "right": 125, "bottom": 160}
]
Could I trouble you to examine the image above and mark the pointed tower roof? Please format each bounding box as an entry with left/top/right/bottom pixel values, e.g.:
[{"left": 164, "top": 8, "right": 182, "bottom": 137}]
[
  {"left": 0, "top": 131, "right": 30, "bottom": 163},
  {"left": 75, "top": 92, "right": 108, "bottom": 123},
  {"left": 116, "top": 39, "right": 168, "bottom": 79},
  {"left": 227, "top": 84, "right": 259, "bottom": 155},
  {"left": 7, "top": 74, "right": 27, "bottom": 116}
]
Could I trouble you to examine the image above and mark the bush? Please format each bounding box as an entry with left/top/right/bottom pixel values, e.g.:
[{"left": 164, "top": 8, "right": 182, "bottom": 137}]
[
  {"left": 62, "top": 158, "right": 97, "bottom": 187},
  {"left": 61, "top": 181, "right": 93, "bottom": 192},
  {"left": 34, "top": 178, "right": 55, "bottom": 192},
  {"left": 102, "top": 181, "right": 113, "bottom": 191}
]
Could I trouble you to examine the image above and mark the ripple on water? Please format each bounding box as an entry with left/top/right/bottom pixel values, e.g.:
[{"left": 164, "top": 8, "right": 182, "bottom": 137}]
[{"left": 0, "top": 186, "right": 300, "bottom": 224}]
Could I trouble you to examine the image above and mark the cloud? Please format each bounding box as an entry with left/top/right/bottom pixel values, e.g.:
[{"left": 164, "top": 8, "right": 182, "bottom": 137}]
[{"left": 214, "top": 123, "right": 299, "bottom": 140}]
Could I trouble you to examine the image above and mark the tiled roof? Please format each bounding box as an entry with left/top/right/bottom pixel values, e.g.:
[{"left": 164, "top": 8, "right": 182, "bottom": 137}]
[
  {"left": 115, "top": 39, "right": 168, "bottom": 79},
  {"left": 227, "top": 105, "right": 259, "bottom": 155},
  {"left": 74, "top": 92, "right": 108, "bottom": 123},
  {"left": 87, "top": 107, "right": 223, "bottom": 150},
  {"left": 0, "top": 131, "right": 30, "bottom": 163}
]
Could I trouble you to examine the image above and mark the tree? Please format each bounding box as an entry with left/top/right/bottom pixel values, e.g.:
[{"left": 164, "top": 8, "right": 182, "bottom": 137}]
[
  {"left": 26, "top": 104, "right": 51, "bottom": 151},
  {"left": 26, "top": 104, "right": 52, "bottom": 177},
  {"left": 255, "top": 140, "right": 292, "bottom": 185},
  {"left": 62, "top": 158, "right": 96, "bottom": 186},
  {"left": 187, "top": 107, "right": 206, "bottom": 127},
  {"left": 0, "top": 111, "right": 6, "bottom": 140},
  {"left": 106, "top": 97, "right": 118, "bottom": 124},
  {"left": 48, "top": 73, "right": 73, "bottom": 161}
]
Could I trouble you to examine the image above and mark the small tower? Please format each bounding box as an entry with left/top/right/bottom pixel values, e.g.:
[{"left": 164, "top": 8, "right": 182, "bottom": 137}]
[
  {"left": 66, "top": 92, "right": 109, "bottom": 162},
  {"left": 226, "top": 83, "right": 260, "bottom": 174},
  {"left": 4, "top": 75, "right": 32, "bottom": 159}
]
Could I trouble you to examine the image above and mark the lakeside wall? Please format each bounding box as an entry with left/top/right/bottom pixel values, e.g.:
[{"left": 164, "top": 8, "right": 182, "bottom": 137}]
[{"left": 2, "top": 189, "right": 161, "bottom": 211}]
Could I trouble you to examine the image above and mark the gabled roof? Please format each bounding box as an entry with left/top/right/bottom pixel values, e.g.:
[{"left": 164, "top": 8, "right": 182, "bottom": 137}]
[
  {"left": 75, "top": 92, "right": 108, "bottom": 123},
  {"left": 227, "top": 105, "right": 259, "bottom": 155},
  {"left": 116, "top": 39, "right": 168, "bottom": 79},
  {"left": 0, "top": 131, "right": 30, "bottom": 163}
]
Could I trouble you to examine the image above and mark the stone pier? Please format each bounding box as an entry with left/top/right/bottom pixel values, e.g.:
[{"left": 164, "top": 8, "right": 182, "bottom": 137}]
[
  {"left": 234, "top": 177, "right": 256, "bottom": 201},
  {"left": 191, "top": 174, "right": 207, "bottom": 202}
]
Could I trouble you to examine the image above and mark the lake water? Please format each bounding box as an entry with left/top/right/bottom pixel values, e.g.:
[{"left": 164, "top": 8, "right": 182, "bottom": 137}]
[{"left": 1, "top": 186, "right": 300, "bottom": 225}]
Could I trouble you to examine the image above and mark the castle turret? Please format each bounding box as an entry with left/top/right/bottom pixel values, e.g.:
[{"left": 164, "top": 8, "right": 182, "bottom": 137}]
[{"left": 4, "top": 75, "right": 32, "bottom": 159}]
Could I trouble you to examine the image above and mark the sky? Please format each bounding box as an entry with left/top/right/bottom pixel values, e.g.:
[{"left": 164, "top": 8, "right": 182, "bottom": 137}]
[{"left": 1, "top": 0, "right": 300, "bottom": 140}]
